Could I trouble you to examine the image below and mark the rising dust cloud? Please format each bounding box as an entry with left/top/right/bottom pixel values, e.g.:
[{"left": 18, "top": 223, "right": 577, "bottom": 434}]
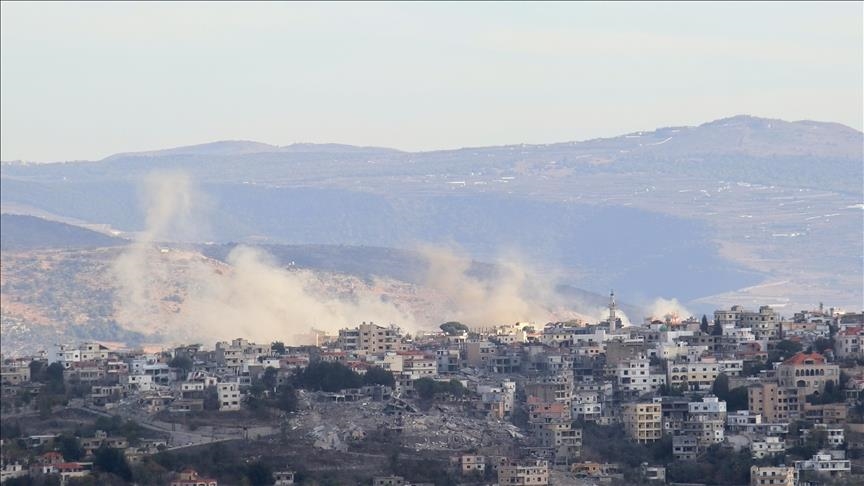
[{"left": 112, "top": 171, "right": 686, "bottom": 346}]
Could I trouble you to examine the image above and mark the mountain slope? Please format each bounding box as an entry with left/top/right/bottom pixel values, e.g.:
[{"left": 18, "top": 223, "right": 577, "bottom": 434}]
[
  {"left": 1, "top": 116, "right": 860, "bottom": 312},
  {"left": 0, "top": 214, "right": 126, "bottom": 251}
]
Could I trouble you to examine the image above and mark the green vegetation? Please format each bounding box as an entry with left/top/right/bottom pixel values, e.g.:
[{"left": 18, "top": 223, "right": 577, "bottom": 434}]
[
  {"left": 153, "top": 442, "right": 275, "bottom": 486},
  {"left": 297, "top": 361, "right": 362, "bottom": 392},
  {"left": 744, "top": 339, "right": 805, "bottom": 376},
  {"left": 666, "top": 444, "right": 753, "bottom": 485},
  {"left": 94, "top": 445, "right": 133, "bottom": 481},
  {"left": 711, "top": 373, "right": 748, "bottom": 411},
  {"left": 806, "top": 371, "right": 849, "bottom": 405},
  {"left": 295, "top": 361, "right": 396, "bottom": 392},
  {"left": 168, "top": 355, "right": 193, "bottom": 372},
  {"left": 774, "top": 340, "right": 804, "bottom": 361},
  {"left": 579, "top": 422, "right": 673, "bottom": 483},
  {"left": 271, "top": 341, "right": 286, "bottom": 355},
  {"left": 362, "top": 366, "right": 395, "bottom": 387},
  {"left": 203, "top": 385, "right": 219, "bottom": 411},
  {"left": 711, "top": 319, "right": 723, "bottom": 336},
  {"left": 56, "top": 433, "right": 85, "bottom": 461},
  {"left": 439, "top": 321, "right": 469, "bottom": 336},
  {"left": 413, "top": 378, "right": 468, "bottom": 400}
]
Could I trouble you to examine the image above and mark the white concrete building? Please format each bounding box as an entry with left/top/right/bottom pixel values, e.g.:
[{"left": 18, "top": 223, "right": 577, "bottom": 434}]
[{"left": 217, "top": 381, "right": 242, "bottom": 411}]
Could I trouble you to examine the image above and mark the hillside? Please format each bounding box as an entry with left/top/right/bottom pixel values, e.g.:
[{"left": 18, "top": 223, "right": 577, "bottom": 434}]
[
  {"left": 0, "top": 213, "right": 126, "bottom": 251},
  {"left": 0, "top": 237, "right": 639, "bottom": 356},
  {"left": 1, "top": 116, "right": 861, "bottom": 313}
]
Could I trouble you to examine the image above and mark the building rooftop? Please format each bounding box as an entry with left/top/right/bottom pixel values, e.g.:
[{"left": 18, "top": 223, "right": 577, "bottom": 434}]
[{"left": 782, "top": 352, "right": 826, "bottom": 365}]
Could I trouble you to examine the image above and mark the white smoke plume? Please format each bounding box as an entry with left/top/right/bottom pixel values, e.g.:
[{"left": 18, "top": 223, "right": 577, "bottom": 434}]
[
  {"left": 417, "top": 245, "right": 605, "bottom": 328},
  {"left": 646, "top": 297, "right": 692, "bottom": 323},
  {"left": 111, "top": 171, "right": 416, "bottom": 345},
  {"left": 113, "top": 171, "right": 681, "bottom": 345},
  {"left": 111, "top": 171, "right": 203, "bottom": 333}
]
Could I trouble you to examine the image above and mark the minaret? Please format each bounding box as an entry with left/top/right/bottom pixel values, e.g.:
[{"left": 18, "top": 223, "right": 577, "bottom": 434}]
[{"left": 608, "top": 289, "right": 618, "bottom": 331}]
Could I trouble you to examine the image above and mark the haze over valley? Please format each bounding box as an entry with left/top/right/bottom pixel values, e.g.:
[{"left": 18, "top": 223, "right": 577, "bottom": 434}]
[{"left": 1, "top": 115, "right": 861, "bottom": 355}]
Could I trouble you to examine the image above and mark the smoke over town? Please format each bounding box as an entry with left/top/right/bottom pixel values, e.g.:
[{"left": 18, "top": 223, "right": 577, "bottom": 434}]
[
  {"left": 111, "top": 171, "right": 686, "bottom": 346},
  {"left": 417, "top": 245, "right": 622, "bottom": 328},
  {"left": 111, "top": 171, "right": 418, "bottom": 345}
]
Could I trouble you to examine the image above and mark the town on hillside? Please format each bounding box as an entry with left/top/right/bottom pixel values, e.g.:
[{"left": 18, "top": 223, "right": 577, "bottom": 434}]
[{"left": 2, "top": 299, "right": 864, "bottom": 485}]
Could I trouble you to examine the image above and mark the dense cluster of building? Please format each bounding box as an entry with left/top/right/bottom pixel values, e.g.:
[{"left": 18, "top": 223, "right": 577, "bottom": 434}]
[{"left": 2, "top": 297, "right": 863, "bottom": 485}]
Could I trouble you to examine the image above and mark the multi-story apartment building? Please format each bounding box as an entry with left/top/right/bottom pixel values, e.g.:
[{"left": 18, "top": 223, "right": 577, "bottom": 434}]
[
  {"left": 742, "top": 306, "right": 780, "bottom": 338},
  {"left": 525, "top": 372, "right": 573, "bottom": 407},
  {"left": 436, "top": 348, "right": 462, "bottom": 374},
  {"left": 673, "top": 435, "right": 699, "bottom": 460},
  {"left": 715, "top": 305, "right": 778, "bottom": 331},
  {"left": 622, "top": 399, "right": 663, "bottom": 443},
  {"left": 357, "top": 323, "right": 406, "bottom": 354},
  {"left": 803, "top": 424, "right": 845, "bottom": 447},
  {"left": 217, "top": 381, "right": 241, "bottom": 411},
  {"left": 398, "top": 352, "right": 437, "bottom": 389},
  {"left": 835, "top": 327, "right": 863, "bottom": 359},
  {"left": 749, "top": 466, "right": 795, "bottom": 486},
  {"left": 667, "top": 359, "right": 720, "bottom": 392},
  {"left": 616, "top": 356, "right": 666, "bottom": 396},
  {"left": 683, "top": 396, "right": 726, "bottom": 446},
  {"left": 572, "top": 391, "right": 603, "bottom": 422},
  {"left": 465, "top": 341, "right": 497, "bottom": 369},
  {"left": 751, "top": 436, "right": 786, "bottom": 459},
  {"left": 498, "top": 460, "right": 549, "bottom": 486},
  {"left": 748, "top": 381, "right": 802, "bottom": 423},
  {"left": 215, "top": 338, "right": 269, "bottom": 375},
  {"left": 455, "top": 455, "right": 485, "bottom": 475},
  {"left": 0, "top": 362, "right": 31, "bottom": 385},
  {"left": 715, "top": 305, "right": 746, "bottom": 328},
  {"left": 794, "top": 452, "right": 851, "bottom": 477},
  {"left": 776, "top": 352, "right": 840, "bottom": 396}
]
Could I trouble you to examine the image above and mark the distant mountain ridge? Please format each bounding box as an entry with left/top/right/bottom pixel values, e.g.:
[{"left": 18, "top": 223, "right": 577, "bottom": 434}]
[
  {"left": 97, "top": 115, "right": 863, "bottom": 161},
  {"left": 1, "top": 114, "right": 860, "bottom": 315},
  {"left": 101, "top": 140, "right": 403, "bottom": 161},
  {"left": 3, "top": 115, "right": 859, "bottom": 165}
]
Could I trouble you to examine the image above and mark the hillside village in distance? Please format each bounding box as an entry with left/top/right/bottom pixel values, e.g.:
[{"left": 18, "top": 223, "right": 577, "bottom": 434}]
[{"left": 2, "top": 298, "right": 864, "bottom": 486}]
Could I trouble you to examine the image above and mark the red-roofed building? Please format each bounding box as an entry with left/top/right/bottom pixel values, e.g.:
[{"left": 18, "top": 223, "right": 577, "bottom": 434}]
[
  {"left": 836, "top": 327, "right": 863, "bottom": 359},
  {"left": 777, "top": 352, "right": 840, "bottom": 396},
  {"left": 37, "top": 452, "right": 64, "bottom": 465}
]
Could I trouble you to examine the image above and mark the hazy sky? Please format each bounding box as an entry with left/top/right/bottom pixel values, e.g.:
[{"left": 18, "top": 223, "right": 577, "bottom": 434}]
[{"left": 2, "top": 1, "right": 862, "bottom": 162}]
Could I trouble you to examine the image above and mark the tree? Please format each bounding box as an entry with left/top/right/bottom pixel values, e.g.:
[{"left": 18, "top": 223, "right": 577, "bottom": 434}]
[
  {"left": 29, "top": 360, "right": 47, "bottom": 382},
  {"left": 414, "top": 378, "right": 468, "bottom": 400},
  {"left": 712, "top": 373, "right": 730, "bottom": 397},
  {"left": 701, "top": 315, "right": 710, "bottom": 334},
  {"left": 275, "top": 385, "right": 298, "bottom": 412},
  {"left": 774, "top": 340, "right": 803, "bottom": 361},
  {"left": 813, "top": 338, "right": 833, "bottom": 355},
  {"left": 168, "top": 356, "right": 193, "bottom": 373},
  {"left": 262, "top": 367, "right": 278, "bottom": 392},
  {"left": 711, "top": 319, "right": 724, "bottom": 336},
  {"left": 45, "top": 362, "right": 66, "bottom": 394},
  {"left": 1, "top": 421, "right": 22, "bottom": 440},
  {"left": 439, "top": 321, "right": 469, "bottom": 336},
  {"left": 94, "top": 445, "right": 132, "bottom": 482},
  {"left": 298, "top": 362, "right": 362, "bottom": 392},
  {"left": 362, "top": 366, "right": 395, "bottom": 387},
  {"left": 246, "top": 461, "right": 273, "bottom": 486},
  {"left": 203, "top": 386, "right": 219, "bottom": 411},
  {"left": 414, "top": 378, "right": 437, "bottom": 400},
  {"left": 56, "top": 433, "right": 84, "bottom": 461},
  {"left": 725, "top": 387, "right": 749, "bottom": 412},
  {"left": 271, "top": 341, "right": 286, "bottom": 355}
]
